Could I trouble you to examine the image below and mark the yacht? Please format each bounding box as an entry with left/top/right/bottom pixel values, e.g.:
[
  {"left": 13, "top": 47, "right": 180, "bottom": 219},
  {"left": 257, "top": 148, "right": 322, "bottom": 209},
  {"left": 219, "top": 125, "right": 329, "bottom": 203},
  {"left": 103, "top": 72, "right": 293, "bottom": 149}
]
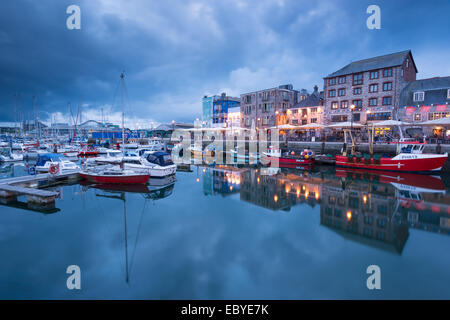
[
  {"left": 35, "top": 153, "right": 80, "bottom": 173},
  {"left": 89, "top": 149, "right": 123, "bottom": 164},
  {"left": 123, "top": 151, "right": 177, "bottom": 178},
  {"left": 0, "top": 147, "right": 23, "bottom": 162}
]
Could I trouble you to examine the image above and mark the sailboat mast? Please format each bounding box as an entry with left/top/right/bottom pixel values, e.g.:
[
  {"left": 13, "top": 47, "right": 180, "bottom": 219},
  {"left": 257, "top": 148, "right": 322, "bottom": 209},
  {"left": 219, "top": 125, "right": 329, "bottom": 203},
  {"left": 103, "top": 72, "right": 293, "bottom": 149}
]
[{"left": 121, "top": 72, "right": 125, "bottom": 147}]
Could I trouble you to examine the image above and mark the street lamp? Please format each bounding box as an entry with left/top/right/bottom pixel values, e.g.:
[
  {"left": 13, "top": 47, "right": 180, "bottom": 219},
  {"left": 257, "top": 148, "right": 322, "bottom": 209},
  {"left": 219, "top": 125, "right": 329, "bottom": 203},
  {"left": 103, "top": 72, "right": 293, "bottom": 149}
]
[{"left": 350, "top": 104, "right": 355, "bottom": 131}]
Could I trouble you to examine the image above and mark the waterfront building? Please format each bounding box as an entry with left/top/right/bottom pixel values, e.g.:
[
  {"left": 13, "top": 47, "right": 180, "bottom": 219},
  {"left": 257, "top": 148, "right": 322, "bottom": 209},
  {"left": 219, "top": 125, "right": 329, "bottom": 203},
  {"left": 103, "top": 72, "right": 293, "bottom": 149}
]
[
  {"left": 226, "top": 106, "right": 241, "bottom": 128},
  {"left": 240, "top": 84, "right": 301, "bottom": 129},
  {"left": 202, "top": 93, "right": 240, "bottom": 128},
  {"left": 212, "top": 93, "right": 240, "bottom": 128},
  {"left": 288, "top": 85, "right": 323, "bottom": 126},
  {"left": 399, "top": 76, "right": 450, "bottom": 140},
  {"left": 323, "top": 50, "right": 417, "bottom": 125},
  {"left": 202, "top": 95, "right": 215, "bottom": 127}
]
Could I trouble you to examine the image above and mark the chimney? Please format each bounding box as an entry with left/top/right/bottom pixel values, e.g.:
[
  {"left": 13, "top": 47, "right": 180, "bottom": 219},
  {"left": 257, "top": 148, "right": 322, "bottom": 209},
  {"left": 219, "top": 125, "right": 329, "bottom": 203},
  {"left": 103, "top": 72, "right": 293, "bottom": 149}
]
[{"left": 313, "top": 85, "right": 318, "bottom": 93}]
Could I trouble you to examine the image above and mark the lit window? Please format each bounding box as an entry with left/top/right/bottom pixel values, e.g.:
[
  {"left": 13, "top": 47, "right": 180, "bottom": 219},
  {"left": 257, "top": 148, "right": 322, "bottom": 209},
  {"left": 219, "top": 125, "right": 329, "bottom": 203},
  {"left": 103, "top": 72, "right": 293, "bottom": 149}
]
[{"left": 414, "top": 113, "right": 421, "bottom": 121}]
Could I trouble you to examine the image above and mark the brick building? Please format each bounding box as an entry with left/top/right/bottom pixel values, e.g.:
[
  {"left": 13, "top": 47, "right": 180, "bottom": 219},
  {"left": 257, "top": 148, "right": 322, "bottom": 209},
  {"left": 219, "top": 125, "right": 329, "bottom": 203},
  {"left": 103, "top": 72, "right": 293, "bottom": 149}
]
[
  {"left": 240, "top": 84, "right": 303, "bottom": 129},
  {"left": 323, "top": 50, "right": 417, "bottom": 124}
]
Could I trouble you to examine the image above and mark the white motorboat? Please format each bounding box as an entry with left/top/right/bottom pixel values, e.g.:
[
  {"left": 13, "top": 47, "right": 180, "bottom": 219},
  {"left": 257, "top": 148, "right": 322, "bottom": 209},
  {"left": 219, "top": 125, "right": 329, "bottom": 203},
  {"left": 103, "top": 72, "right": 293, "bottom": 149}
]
[
  {"left": 88, "top": 149, "right": 123, "bottom": 164},
  {"left": 0, "top": 147, "right": 23, "bottom": 162},
  {"left": 123, "top": 151, "right": 177, "bottom": 178},
  {"left": 35, "top": 153, "right": 80, "bottom": 173}
]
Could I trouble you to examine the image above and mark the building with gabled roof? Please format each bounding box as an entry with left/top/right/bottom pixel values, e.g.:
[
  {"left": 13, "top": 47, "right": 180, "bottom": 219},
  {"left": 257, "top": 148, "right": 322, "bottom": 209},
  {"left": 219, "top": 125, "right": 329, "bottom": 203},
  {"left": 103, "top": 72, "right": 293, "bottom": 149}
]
[{"left": 323, "top": 50, "right": 417, "bottom": 125}]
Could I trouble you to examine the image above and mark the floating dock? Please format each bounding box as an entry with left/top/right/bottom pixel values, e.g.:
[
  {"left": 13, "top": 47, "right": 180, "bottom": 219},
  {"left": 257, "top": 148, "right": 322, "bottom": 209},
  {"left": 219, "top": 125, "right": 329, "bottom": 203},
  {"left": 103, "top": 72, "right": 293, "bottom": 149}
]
[{"left": 0, "top": 170, "right": 80, "bottom": 213}]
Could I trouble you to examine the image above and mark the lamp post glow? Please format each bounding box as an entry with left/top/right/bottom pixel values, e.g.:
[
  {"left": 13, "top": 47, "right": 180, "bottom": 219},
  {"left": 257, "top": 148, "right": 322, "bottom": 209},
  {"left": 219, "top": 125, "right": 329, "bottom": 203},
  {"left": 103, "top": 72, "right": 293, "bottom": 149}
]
[{"left": 350, "top": 104, "right": 355, "bottom": 131}]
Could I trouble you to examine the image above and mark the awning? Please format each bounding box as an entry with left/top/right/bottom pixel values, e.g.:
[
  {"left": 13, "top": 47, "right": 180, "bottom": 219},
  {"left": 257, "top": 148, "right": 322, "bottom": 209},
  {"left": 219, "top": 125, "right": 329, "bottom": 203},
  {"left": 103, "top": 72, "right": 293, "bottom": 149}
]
[
  {"left": 297, "top": 123, "right": 324, "bottom": 129},
  {"left": 326, "top": 122, "right": 363, "bottom": 128},
  {"left": 419, "top": 117, "right": 450, "bottom": 126},
  {"left": 371, "top": 120, "right": 409, "bottom": 127}
]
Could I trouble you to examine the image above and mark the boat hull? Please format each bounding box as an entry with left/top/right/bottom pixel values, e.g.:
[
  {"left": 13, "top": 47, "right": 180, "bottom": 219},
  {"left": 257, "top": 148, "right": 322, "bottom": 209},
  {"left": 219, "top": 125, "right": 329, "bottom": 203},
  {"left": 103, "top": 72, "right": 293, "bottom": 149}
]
[
  {"left": 336, "top": 154, "right": 448, "bottom": 173},
  {"left": 79, "top": 172, "right": 150, "bottom": 184},
  {"left": 263, "top": 155, "right": 315, "bottom": 166}
]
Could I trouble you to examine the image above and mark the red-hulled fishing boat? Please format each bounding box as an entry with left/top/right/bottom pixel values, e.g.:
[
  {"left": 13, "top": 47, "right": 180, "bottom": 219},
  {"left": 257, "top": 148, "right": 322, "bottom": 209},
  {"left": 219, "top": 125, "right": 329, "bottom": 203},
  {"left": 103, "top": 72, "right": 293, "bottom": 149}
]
[
  {"left": 262, "top": 146, "right": 315, "bottom": 166},
  {"left": 337, "top": 124, "right": 448, "bottom": 173},
  {"left": 336, "top": 141, "right": 447, "bottom": 173},
  {"left": 79, "top": 167, "right": 150, "bottom": 184}
]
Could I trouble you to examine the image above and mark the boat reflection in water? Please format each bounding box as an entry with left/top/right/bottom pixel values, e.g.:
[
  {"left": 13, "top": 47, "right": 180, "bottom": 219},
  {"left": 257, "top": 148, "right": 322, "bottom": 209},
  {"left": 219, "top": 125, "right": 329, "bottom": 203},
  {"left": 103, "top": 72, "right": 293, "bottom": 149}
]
[
  {"left": 79, "top": 176, "right": 176, "bottom": 283},
  {"left": 201, "top": 165, "right": 450, "bottom": 254}
]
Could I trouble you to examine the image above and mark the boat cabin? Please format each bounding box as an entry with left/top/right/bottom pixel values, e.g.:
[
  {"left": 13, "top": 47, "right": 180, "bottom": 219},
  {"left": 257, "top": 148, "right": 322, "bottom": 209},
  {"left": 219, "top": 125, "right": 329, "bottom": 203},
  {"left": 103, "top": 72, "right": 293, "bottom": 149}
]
[{"left": 144, "top": 151, "right": 174, "bottom": 167}]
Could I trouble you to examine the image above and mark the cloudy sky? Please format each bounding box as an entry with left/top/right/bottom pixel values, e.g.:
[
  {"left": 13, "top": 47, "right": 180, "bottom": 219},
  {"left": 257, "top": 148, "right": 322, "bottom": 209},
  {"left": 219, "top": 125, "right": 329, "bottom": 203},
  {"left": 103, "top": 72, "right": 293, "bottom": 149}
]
[{"left": 0, "top": 0, "right": 449, "bottom": 128}]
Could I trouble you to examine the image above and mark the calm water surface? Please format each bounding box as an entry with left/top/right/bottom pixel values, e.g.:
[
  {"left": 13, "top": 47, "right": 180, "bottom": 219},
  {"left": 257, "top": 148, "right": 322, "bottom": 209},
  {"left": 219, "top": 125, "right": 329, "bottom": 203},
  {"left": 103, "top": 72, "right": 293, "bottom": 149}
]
[{"left": 1, "top": 162, "right": 450, "bottom": 299}]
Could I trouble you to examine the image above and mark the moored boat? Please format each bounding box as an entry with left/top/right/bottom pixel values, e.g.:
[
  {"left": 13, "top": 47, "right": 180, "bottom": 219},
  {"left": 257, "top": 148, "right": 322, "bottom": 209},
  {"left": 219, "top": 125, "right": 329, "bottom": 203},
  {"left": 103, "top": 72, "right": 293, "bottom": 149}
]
[
  {"left": 262, "top": 146, "right": 315, "bottom": 166},
  {"left": 78, "top": 146, "right": 99, "bottom": 157},
  {"left": 79, "top": 166, "right": 150, "bottom": 184},
  {"left": 336, "top": 141, "right": 447, "bottom": 173}
]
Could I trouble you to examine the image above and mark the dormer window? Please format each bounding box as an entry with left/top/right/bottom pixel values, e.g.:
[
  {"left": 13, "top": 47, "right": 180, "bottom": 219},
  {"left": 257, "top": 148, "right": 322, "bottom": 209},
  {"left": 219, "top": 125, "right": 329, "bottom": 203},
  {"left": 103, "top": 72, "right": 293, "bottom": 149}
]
[{"left": 413, "top": 91, "right": 425, "bottom": 102}]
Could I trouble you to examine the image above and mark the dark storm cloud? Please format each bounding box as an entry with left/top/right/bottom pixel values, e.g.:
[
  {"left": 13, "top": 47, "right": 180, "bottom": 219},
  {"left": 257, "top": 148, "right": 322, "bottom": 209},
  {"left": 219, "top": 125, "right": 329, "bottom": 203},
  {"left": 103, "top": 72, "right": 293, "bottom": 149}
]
[{"left": 0, "top": 0, "right": 449, "bottom": 125}]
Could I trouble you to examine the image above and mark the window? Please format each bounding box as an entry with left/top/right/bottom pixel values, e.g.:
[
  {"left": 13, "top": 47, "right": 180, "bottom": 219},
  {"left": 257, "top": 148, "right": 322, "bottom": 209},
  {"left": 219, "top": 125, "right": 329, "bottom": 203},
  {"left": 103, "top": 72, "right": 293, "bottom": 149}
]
[
  {"left": 353, "top": 113, "right": 360, "bottom": 122},
  {"left": 383, "top": 82, "right": 392, "bottom": 91},
  {"left": 340, "top": 101, "right": 348, "bottom": 109},
  {"left": 369, "top": 98, "right": 377, "bottom": 106},
  {"left": 311, "top": 108, "right": 317, "bottom": 113},
  {"left": 328, "top": 78, "right": 336, "bottom": 85},
  {"left": 370, "top": 71, "right": 379, "bottom": 79},
  {"left": 414, "top": 113, "right": 421, "bottom": 121},
  {"left": 352, "top": 99, "right": 363, "bottom": 109},
  {"left": 263, "top": 116, "right": 269, "bottom": 125},
  {"left": 331, "top": 101, "right": 339, "bottom": 109},
  {"left": 244, "top": 106, "right": 252, "bottom": 114},
  {"left": 367, "top": 112, "right": 391, "bottom": 121},
  {"left": 353, "top": 73, "right": 363, "bottom": 85},
  {"left": 413, "top": 91, "right": 425, "bottom": 102},
  {"left": 369, "top": 84, "right": 378, "bottom": 93},
  {"left": 292, "top": 119, "right": 298, "bottom": 124},
  {"left": 263, "top": 103, "right": 270, "bottom": 112},
  {"left": 406, "top": 58, "right": 409, "bottom": 68},
  {"left": 448, "top": 89, "right": 450, "bottom": 99},
  {"left": 331, "top": 115, "right": 348, "bottom": 122},
  {"left": 338, "top": 76, "right": 346, "bottom": 84},
  {"left": 302, "top": 119, "right": 307, "bottom": 125},
  {"left": 338, "top": 88, "right": 346, "bottom": 96},
  {"left": 262, "top": 91, "right": 269, "bottom": 100},
  {"left": 282, "top": 92, "right": 289, "bottom": 101},
  {"left": 245, "top": 118, "right": 250, "bottom": 126},
  {"left": 311, "top": 118, "right": 317, "bottom": 123},
  {"left": 292, "top": 109, "right": 298, "bottom": 114},
  {"left": 383, "top": 68, "right": 392, "bottom": 77},
  {"left": 382, "top": 96, "right": 392, "bottom": 106},
  {"left": 328, "top": 89, "right": 336, "bottom": 97},
  {"left": 245, "top": 95, "right": 252, "bottom": 103},
  {"left": 353, "top": 87, "right": 362, "bottom": 95}
]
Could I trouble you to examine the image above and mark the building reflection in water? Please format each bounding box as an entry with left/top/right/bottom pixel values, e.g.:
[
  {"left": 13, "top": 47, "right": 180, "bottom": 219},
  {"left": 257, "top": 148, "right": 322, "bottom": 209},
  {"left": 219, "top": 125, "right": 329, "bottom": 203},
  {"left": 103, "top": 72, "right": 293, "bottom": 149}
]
[{"left": 201, "top": 165, "right": 450, "bottom": 254}]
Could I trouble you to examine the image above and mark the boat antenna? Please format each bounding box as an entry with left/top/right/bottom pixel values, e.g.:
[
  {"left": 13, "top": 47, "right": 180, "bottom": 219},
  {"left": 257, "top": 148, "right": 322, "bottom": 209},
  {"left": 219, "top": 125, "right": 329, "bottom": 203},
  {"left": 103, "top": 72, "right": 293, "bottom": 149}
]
[{"left": 121, "top": 72, "right": 125, "bottom": 148}]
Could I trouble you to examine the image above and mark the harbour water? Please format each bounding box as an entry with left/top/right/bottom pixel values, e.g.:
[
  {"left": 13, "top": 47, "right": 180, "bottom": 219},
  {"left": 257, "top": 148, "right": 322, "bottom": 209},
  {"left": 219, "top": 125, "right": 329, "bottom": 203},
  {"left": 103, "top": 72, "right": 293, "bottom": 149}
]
[{"left": 1, "top": 163, "right": 450, "bottom": 299}]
